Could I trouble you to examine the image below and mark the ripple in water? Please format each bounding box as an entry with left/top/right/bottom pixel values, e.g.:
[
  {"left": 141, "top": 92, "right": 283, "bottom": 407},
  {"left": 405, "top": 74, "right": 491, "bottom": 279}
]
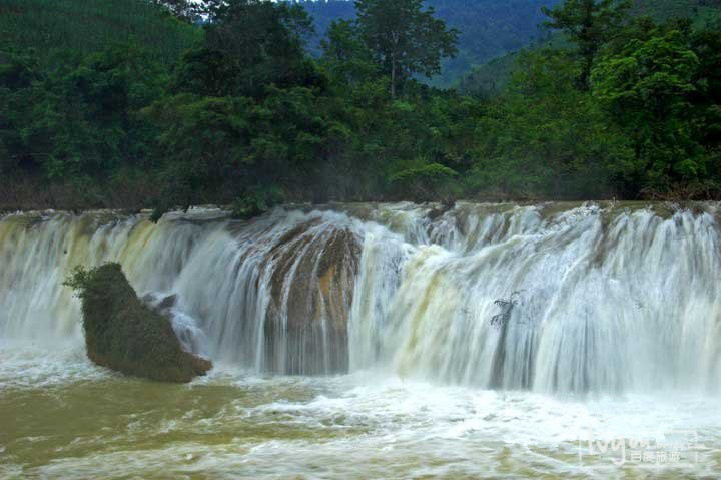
[{"left": 1, "top": 347, "right": 720, "bottom": 478}]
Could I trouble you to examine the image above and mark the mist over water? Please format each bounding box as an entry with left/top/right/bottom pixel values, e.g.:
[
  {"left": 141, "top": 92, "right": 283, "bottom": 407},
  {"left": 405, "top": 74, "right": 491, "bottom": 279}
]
[{"left": 1, "top": 202, "right": 720, "bottom": 477}]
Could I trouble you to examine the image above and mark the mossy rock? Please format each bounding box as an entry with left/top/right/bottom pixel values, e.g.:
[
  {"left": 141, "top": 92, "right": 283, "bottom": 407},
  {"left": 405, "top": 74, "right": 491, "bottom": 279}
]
[{"left": 65, "top": 263, "right": 211, "bottom": 382}]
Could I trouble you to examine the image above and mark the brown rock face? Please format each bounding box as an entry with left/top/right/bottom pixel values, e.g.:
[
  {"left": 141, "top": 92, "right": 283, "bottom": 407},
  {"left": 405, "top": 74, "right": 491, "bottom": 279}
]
[{"left": 264, "top": 223, "right": 360, "bottom": 375}]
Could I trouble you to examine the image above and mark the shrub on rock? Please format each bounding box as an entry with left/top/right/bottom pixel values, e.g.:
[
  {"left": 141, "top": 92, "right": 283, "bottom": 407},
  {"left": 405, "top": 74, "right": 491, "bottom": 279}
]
[{"left": 65, "top": 263, "right": 211, "bottom": 382}]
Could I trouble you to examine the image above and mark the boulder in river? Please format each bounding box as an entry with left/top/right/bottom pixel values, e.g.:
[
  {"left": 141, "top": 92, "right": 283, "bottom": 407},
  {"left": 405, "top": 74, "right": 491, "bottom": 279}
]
[{"left": 65, "top": 263, "right": 211, "bottom": 382}]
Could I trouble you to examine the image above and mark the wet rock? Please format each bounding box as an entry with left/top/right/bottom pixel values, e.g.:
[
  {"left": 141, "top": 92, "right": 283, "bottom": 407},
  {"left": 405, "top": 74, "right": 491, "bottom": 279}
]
[
  {"left": 65, "top": 263, "right": 211, "bottom": 382},
  {"left": 264, "top": 223, "right": 360, "bottom": 375},
  {"left": 427, "top": 199, "right": 456, "bottom": 221},
  {"left": 142, "top": 293, "right": 177, "bottom": 316},
  {"left": 157, "top": 294, "right": 177, "bottom": 312}
]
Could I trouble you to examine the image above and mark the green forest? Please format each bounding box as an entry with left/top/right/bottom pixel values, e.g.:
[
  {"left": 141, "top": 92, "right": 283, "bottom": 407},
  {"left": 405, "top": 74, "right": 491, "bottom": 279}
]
[
  {"left": 1, "top": 0, "right": 720, "bottom": 216},
  {"left": 296, "top": 0, "right": 560, "bottom": 86}
]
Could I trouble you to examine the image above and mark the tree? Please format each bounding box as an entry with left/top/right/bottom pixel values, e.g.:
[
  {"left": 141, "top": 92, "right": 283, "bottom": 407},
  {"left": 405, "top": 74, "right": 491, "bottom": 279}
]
[
  {"left": 320, "top": 20, "right": 379, "bottom": 85},
  {"left": 389, "top": 162, "right": 459, "bottom": 201},
  {"left": 542, "top": 0, "right": 631, "bottom": 89},
  {"left": 471, "top": 49, "right": 633, "bottom": 198},
  {"left": 354, "top": 0, "right": 458, "bottom": 97},
  {"left": 592, "top": 28, "right": 704, "bottom": 193},
  {"left": 0, "top": 49, "right": 40, "bottom": 174},
  {"left": 1, "top": 45, "right": 165, "bottom": 181},
  {"left": 153, "top": 0, "right": 203, "bottom": 23},
  {"left": 174, "top": 0, "right": 321, "bottom": 98},
  {"left": 689, "top": 25, "right": 721, "bottom": 155}
]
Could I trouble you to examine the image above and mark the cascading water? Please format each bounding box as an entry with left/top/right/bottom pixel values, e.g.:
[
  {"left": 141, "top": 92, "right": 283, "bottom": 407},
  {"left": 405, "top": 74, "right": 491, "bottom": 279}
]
[
  {"left": 3, "top": 202, "right": 721, "bottom": 478},
  {"left": 2, "top": 202, "right": 719, "bottom": 393},
  {"left": 0, "top": 208, "right": 360, "bottom": 375},
  {"left": 353, "top": 202, "right": 721, "bottom": 394}
]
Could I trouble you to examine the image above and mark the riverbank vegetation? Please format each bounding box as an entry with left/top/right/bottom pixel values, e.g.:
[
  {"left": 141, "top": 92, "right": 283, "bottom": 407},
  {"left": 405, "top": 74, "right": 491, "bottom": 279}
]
[{"left": 1, "top": 0, "right": 720, "bottom": 214}]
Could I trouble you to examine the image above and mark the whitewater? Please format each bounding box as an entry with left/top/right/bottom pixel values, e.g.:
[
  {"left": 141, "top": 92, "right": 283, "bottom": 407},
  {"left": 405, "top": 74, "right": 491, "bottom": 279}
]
[{"left": 1, "top": 202, "right": 719, "bottom": 478}]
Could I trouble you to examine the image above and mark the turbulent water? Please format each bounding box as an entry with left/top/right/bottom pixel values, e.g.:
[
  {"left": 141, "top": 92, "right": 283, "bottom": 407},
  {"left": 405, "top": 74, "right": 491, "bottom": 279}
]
[{"left": 1, "top": 202, "right": 720, "bottom": 477}]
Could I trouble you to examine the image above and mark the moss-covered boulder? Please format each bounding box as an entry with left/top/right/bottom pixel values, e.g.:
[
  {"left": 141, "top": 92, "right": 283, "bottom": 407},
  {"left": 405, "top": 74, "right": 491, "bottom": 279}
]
[{"left": 65, "top": 263, "right": 211, "bottom": 382}]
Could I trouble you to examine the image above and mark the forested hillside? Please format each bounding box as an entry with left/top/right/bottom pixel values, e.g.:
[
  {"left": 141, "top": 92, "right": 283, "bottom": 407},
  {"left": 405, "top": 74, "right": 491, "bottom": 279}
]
[
  {"left": 460, "top": 0, "right": 721, "bottom": 95},
  {"left": 296, "top": 0, "right": 559, "bottom": 86},
  {"left": 0, "top": 0, "right": 200, "bottom": 65},
  {"left": 1, "top": 0, "right": 720, "bottom": 214}
]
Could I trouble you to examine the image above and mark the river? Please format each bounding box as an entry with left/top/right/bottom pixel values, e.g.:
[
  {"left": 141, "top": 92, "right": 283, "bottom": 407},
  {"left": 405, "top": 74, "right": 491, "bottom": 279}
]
[{"left": 1, "top": 202, "right": 720, "bottom": 477}]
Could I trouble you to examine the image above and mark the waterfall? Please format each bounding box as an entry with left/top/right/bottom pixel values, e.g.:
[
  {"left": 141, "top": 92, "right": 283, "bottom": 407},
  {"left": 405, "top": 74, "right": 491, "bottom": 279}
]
[{"left": 1, "top": 202, "right": 720, "bottom": 393}]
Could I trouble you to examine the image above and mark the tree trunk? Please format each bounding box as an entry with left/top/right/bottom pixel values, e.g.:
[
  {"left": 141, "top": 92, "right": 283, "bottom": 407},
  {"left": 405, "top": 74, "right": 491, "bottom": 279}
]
[
  {"left": 578, "top": 0, "right": 595, "bottom": 90},
  {"left": 391, "top": 51, "right": 397, "bottom": 98}
]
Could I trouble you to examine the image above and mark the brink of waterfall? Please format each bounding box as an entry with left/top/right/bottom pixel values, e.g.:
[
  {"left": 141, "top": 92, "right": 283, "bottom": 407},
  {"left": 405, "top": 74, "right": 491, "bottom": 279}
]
[{"left": 1, "top": 202, "right": 720, "bottom": 393}]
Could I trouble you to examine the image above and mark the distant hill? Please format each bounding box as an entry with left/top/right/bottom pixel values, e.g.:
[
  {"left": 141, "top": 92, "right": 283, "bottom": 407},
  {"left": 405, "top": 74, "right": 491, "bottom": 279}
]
[
  {"left": 459, "top": 0, "right": 721, "bottom": 96},
  {"left": 295, "top": 0, "right": 560, "bottom": 87},
  {"left": 298, "top": 0, "right": 356, "bottom": 53},
  {"left": 0, "top": 0, "right": 201, "bottom": 65}
]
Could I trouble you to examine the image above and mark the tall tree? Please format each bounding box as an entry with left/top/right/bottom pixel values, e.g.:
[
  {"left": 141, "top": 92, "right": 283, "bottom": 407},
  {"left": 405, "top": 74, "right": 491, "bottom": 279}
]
[
  {"left": 320, "top": 20, "right": 379, "bottom": 85},
  {"left": 172, "top": 0, "right": 320, "bottom": 98},
  {"left": 542, "top": 0, "right": 631, "bottom": 89},
  {"left": 354, "top": 0, "right": 458, "bottom": 97}
]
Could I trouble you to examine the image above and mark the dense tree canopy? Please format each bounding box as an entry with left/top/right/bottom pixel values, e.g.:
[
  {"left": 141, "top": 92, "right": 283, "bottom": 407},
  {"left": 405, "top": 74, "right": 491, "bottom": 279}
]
[
  {"left": 593, "top": 21, "right": 721, "bottom": 196},
  {"left": 1, "top": 0, "right": 720, "bottom": 212}
]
